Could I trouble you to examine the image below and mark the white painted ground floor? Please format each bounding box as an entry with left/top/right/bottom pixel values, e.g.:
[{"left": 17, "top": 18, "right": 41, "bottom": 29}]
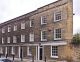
[{"left": 0, "top": 41, "right": 72, "bottom": 62}]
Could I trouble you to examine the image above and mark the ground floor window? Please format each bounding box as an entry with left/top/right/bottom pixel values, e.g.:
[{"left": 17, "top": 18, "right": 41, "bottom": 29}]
[
  {"left": 0, "top": 47, "right": 3, "bottom": 54},
  {"left": 11, "top": 46, "right": 15, "bottom": 55},
  {"left": 27, "top": 46, "right": 32, "bottom": 56},
  {"left": 5, "top": 47, "right": 7, "bottom": 54},
  {"left": 51, "top": 46, "right": 58, "bottom": 58}
]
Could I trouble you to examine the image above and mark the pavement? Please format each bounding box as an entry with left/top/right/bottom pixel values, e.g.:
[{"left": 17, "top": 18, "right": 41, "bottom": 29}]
[
  {"left": 0, "top": 57, "right": 56, "bottom": 62},
  {"left": 7, "top": 57, "right": 45, "bottom": 62}
]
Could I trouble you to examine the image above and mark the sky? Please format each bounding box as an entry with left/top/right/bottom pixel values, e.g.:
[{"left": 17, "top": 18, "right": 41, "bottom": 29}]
[{"left": 0, "top": 0, "right": 80, "bottom": 34}]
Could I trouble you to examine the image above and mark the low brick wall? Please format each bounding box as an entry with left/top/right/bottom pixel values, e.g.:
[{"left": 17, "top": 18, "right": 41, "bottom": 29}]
[{"left": 72, "top": 46, "right": 80, "bottom": 62}]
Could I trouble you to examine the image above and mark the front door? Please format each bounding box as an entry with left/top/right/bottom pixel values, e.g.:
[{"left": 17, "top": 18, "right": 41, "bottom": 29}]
[{"left": 39, "top": 46, "right": 43, "bottom": 60}]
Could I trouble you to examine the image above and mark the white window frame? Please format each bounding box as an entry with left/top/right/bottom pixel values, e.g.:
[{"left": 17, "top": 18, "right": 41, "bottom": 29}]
[
  {"left": 21, "top": 35, "right": 25, "bottom": 42},
  {"left": 29, "top": 32, "right": 34, "bottom": 42},
  {"left": 27, "top": 46, "right": 32, "bottom": 56},
  {"left": 21, "top": 22, "right": 25, "bottom": 29},
  {"left": 54, "top": 28, "right": 62, "bottom": 40},
  {"left": 0, "top": 47, "right": 3, "bottom": 54},
  {"left": 7, "top": 37, "right": 10, "bottom": 43},
  {"left": 41, "top": 31, "right": 47, "bottom": 41},
  {"left": 54, "top": 11, "right": 62, "bottom": 22},
  {"left": 5, "top": 47, "right": 7, "bottom": 54},
  {"left": 41, "top": 16, "right": 47, "bottom": 25},
  {"left": 8, "top": 25, "right": 11, "bottom": 32},
  {"left": 30, "top": 20, "right": 34, "bottom": 27},
  {"left": 11, "top": 46, "right": 15, "bottom": 54},
  {"left": 2, "top": 37, "right": 4, "bottom": 44},
  {"left": 2, "top": 27, "right": 5, "bottom": 33},
  {"left": 51, "top": 46, "right": 58, "bottom": 58},
  {"left": 14, "top": 25, "right": 17, "bottom": 31},
  {"left": 13, "top": 36, "right": 17, "bottom": 43}
]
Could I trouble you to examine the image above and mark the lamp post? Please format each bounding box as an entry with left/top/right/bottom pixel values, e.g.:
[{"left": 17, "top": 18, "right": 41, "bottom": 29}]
[
  {"left": 12, "top": 54, "right": 15, "bottom": 60},
  {"left": 0, "top": 53, "right": 2, "bottom": 58}
]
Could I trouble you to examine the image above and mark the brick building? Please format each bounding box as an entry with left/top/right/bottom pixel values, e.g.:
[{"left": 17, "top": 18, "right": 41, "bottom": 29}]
[{"left": 0, "top": 0, "right": 73, "bottom": 62}]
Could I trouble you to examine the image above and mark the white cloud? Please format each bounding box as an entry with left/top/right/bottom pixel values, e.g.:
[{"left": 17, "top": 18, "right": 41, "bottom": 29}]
[
  {"left": 0, "top": 0, "right": 57, "bottom": 23},
  {"left": 0, "top": 0, "right": 80, "bottom": 34},
  {"left": 73, "top": 0, "right": 80, "bottom": 16},
  {"left": 73, "top": 15, "right": 80, "bottom": 34}
]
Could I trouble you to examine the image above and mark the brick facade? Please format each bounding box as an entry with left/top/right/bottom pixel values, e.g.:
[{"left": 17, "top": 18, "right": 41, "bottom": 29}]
[{"left": 0, "top": 0, "right": 73, "bottom": 62}]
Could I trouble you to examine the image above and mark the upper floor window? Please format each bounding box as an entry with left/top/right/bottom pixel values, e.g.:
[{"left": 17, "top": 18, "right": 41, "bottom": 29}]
[
  {"left": 13, "top": 36, "right": 17, "bottom": 43},
  {"left": 51, "top": 46, "right": 58, "bottom": 58},
  {"left": 8, "top": 25, "right": 11, "bottom": 32},
  {"left": 41, "top": 31, "right": 47, "bottom": 41},
  {"left": 21, "top": 22, "right": 25, "bottom": 29},
  {"left": 21, "top": 35, "right": 25, "bottom": 42},
  {"left": 30, "top": 20, "right": 34, "bottom": 27},
  {"left": 29, "top": 32, "right": 34, "bottom": 42},
  {"left": 2, "top": 27, "right": 5, "bottom": 33},
  {"left": 27, "top": 46, "right": 32, "bottom": 56},
  {"left": 2, "top": 37, "right": 5, "bottom": 44},
  {"left": 41, "top": 16, "right": 47, "bottom": 25},
  {"left": 54, "top": 28, "right": 62, "bottom": 40},
  {"left": 7, "top": 37, "right": 10, "bottom": 43},
  {"left": 54, "top": 11, "right": 62, "bottom": 22},
  {"left": 14, "top": 25, "right": 17, "bottom": 31}
]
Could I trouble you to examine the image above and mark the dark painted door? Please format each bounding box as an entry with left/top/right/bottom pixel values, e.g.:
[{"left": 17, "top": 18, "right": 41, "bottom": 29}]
[{"left": 39, "top": 47, "right": 43, "bottom": 60}]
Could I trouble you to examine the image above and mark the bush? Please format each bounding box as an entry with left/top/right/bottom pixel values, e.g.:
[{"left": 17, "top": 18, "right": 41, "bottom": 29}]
[{"left": 71, "top": 33, "right": 80, "bottom": 46}]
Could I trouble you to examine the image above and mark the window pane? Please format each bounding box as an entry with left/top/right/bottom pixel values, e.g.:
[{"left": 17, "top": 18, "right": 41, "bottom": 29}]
[
  {"left": 41, "top": 16, "right": 47, "bottom": 25},
  {"left": 2, "top": 37, "right": 4, "bottom": 44},
  {"left": 21, "top": 22, "right": 25, "bottom": 29},
  {"left": 13, "top": 36, "right": 17, "bottom": 43},
  {"left": 2, "top": 28, "right": 5, "bottom": 33},
  {"left": 30, "top": 20, "right": 34, "bottom": 27},
  {"left": 8, "top": 25, "right": 11, "bottom": 32},
  {"left": 54, "top": 12, "right": 62, "bottom": 22},
  {"left": 41, "top": 31, "right": 47, "bottom": 41},
  {"left": 27, "top": 47, "right": 32, "bottom": 56},
  {"left": 30, "top": 32, "right": 34, "bottom": 42},
  {"left": 21, "top": 35, "right": 25, "bottom": 42},
  {"left": 54, "top": 28, "right": 62, "bottom": 40},
  {"left": 7, "top": 37, "right": 10, "bottom": 43},
  {"left": 52, "top": 46, "right": 58, "bottom": 56},
  {"left": 14, "top": 25, "right": 17, "bottom": 31}
]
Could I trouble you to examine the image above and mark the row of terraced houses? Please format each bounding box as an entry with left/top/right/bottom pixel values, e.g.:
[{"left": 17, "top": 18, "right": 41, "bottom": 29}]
[{"left": 0, "top": 0, "right": 73, "bottom": 62}]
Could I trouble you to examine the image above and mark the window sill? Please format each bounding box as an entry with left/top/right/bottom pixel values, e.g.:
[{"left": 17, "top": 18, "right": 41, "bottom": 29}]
[
  {"left": 29, "top": 41, "right": 34, "bottom": 42},
  {"left": 13, "top": 42, "right": 17, "bottom": 44},
  {"left": 21, "top": 28, "right": 25, "bottom": 30},
  {"left": 54, "top": 19, "right": 62, "bottom": 22},
  {"left": 21, "top": 42, "right": 25, "bottom": 43},
  {"left": 54, "top": 38, "right": 62, "bottom": 40},
  {"left": 2, "top": 33, "right": 5, "bottom": 34},
  {"left": 7, "top": 43, "right": 10, "bottom": 44},
  {"left": 27, "top": 54, "right": 32, "bottom": 56},
  {"left": 41, "top": 23, "right": 47, "bottom": 25},
  {"left": 51, "top": 56, "right": 58, "bottom": 58},
  {"left": 30, "top": 26, "right": 33, "bottom": 27},
  {"left": 41, "top": 39, "right": 47, "bottom": 41}
]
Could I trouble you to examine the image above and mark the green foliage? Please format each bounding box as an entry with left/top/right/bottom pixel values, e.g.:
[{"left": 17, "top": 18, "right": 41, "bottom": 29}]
[{"left": 72, "top": 33, "right": 80, "bottom": 45}]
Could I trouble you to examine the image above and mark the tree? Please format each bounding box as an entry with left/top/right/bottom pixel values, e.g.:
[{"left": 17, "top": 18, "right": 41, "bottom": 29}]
[{"left": 71, "top": 33, "right": 80, "bottom": 45}]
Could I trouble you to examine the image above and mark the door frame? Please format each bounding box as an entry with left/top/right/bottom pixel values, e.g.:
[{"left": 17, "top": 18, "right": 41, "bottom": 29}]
[
  {"left": 38, "top": 46, "right": 44, "bottom": 60},
  {"left": 19, "top": 46, "right": 20, "bottom": 58},
  {"left": 19, "top": 46, "right": 23, "bottom": 58}
]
